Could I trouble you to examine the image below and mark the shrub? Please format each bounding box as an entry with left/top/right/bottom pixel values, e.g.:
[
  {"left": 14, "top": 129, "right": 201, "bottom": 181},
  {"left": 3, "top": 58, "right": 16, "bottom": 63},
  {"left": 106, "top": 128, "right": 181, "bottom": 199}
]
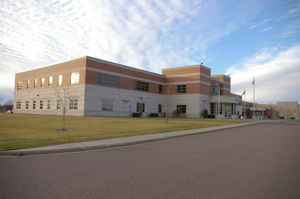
[
  {"left": 279, "top": 116, "right": 284, "bottom": 119},
  {"left": 202, "top": 109, "right": 208, "bottom": 118},
  {"left": 207, "top": 114, "right": 215, "bottom": 119},
  {"left": 132, "top": 112, "right": 142, "bottom": 117},
  {"left": 149, "top": 113, "right": 159, "bottom": 117},
  {"left": 290, "top": 117, "right": 295, "bottom": 120}
]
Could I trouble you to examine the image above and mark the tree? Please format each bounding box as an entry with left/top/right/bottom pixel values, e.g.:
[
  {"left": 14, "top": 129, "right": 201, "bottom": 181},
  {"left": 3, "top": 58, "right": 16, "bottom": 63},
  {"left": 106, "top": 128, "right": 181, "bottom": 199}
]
[
  {"left": 202, "top": 109, "right": 208, "bottom": 118},
  {"left": 55, "top": 86, "right": 69, "bottom": 131}
]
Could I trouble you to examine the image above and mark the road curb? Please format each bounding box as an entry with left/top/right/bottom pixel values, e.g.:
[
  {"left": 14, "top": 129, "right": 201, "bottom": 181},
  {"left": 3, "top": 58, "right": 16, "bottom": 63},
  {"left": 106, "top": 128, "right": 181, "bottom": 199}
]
[{"left": 0, "top": 121, "right": 264, "bottom": 156}]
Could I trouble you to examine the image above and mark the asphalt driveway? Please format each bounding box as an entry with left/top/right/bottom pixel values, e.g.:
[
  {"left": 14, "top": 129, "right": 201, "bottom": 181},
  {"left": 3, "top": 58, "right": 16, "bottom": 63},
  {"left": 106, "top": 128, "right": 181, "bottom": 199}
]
[{"left": 0, "top": 123, "right": 299, "bottom": 199}]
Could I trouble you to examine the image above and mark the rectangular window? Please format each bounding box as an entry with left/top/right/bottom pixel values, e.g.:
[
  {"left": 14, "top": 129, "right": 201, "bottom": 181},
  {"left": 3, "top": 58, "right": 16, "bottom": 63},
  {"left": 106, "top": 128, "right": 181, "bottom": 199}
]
[
  {"left": 158, "top": 104, "right": 162, "bottom": 113},
  {"left": 101, "top": 98, "right": 113, "bottom": 111},
  {"left": 41, "top": 78, "right": 45, "bottom": 88},
  {"left": 69, "top": 99, "right": 78, "bottom": 110},
  {"left": 48, "top": 76, "right": 53, "bottom": 86},
  {"left": 211, "top": 86, "right": 220, "bottom": 96},
  {"left": 137, "top": 103, "right": 145, "bottom": 113},
  {"left": 40, "top": 100, "right": 43, "bottom": 109},
  {"left": 159, "top": 85, "right": 163, "bottom": 93},
  {"left": 34, "top": 79, "right": 37, "bottom": 88},
  {"left": 17, "top": 82, "right": 22, "bottom": 90},
  {"left": 26, "top": 80, "right": 30, "bottom": 88},
  {"left": 25, "top": 101, "right": 29, "bottom": 109},
  {"left": 210, "top": 103, "right": 215, "bottom": 114},
  {"left": 134, "top": 80, "right": 149, "bottom": 91},
  {"left": 16, "top": 101, "right": 21, "bottom": 109},
  {"left": 33, "top": 101, "right": 36, "bottom": 110},
  {"left": 177, "top": 85, "right": 186, "bottom": 93},
  {"left": 176, "top": 105, "right": 187, "bottom": 114},
  {"left": 97, "top": 73, "right": 119, "bottom": 87},
  {"left": 58, "top": 75, "right": 63, "bottom": 86},
  {"left": 71, "top": 72, "right": 80, "bottom": 84},
  {"left": 47, "top": 100, "right": 51, "bottom": 110},
  {"left": 56, "top": 100, "right": 61, "bottom": 110}
]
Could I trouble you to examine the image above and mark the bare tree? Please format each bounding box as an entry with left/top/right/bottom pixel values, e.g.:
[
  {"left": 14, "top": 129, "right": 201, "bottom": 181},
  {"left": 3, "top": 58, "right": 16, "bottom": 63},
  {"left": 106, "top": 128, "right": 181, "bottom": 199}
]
[{"left": 55, "top": 86, "right": 69, "bottom": 131}]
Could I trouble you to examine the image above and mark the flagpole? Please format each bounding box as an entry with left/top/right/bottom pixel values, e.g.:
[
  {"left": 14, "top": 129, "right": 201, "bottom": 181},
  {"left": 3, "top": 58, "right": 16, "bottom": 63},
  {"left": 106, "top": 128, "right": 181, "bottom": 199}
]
[{"left": 253, "top": 76, "right": 255, "bottom": 119}]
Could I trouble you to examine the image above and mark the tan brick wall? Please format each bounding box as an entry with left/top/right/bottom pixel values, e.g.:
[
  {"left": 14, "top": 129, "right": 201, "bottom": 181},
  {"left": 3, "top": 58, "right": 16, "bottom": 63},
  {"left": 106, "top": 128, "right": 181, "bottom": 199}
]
[
  {"left": 86, "top": 58, "right": 165, "bottom": 82},
  {"left": 15, "top": 57, "right": 86, "bottom": 91},
  {"left": 163, "top": 65, "right": 210, "bottom": 76},
  {"left": 86, "top": 70, "right": 162, "bottom": 94}
]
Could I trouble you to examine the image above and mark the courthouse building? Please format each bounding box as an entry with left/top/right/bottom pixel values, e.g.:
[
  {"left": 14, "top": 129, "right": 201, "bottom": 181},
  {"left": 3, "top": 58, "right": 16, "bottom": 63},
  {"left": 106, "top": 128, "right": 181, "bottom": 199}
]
[{"left": 14, "top": 56, "right": 241, "bottom": 118}]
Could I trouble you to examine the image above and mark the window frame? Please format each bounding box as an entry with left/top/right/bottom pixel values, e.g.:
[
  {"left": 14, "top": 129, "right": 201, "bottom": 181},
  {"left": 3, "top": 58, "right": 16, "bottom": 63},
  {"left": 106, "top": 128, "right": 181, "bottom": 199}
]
[
  {"left": 16, "top": 101, "right": 21, "bottom": 109},
  {"left": 69, "top": 99, "right": 79, "bottom": 110},
  {"left": 58, "top": 75, "right": 63, "bottom": 86},
  {"left": 137, "top": 103, "right": 145, "bottom": 113},
  {"left": 48, "top": 76, "right": 53, "bottom": 86},
  {"left": 101, "top": 98, "right": 113, "bottom": 111},
  {"left": 97, "top": 73, "right": 119, "bottom": 87},
  {"left": 134, "top": 80, "right": 149, "bottom": 92},
  {"left": 40, "top": 100, "right": 43, "bottom": 110},
  {"left": 176, "top": 85, "right": 187, "bottom": 93},
  {"left": 71, "top": 72, "right": 80, "bottom": 85},
  {"left": 41, "top": 78, "right": 45, "bottom": 88},
  {"left": 176, "top": 105, "right": 187, "bottom": 114}
]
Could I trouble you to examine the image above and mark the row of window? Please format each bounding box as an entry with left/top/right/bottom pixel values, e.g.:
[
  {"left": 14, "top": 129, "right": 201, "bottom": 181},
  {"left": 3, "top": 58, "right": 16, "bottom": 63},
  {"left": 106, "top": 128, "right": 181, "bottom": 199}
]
[
  {"left": 97, "top": 73, "right": 188, "bottom": 94},
  {"left": 17, "top": 72, "right": 80, "bottom": 90},
  {"left": 15, "top": 99, "right": 79, "bottom": 110}
]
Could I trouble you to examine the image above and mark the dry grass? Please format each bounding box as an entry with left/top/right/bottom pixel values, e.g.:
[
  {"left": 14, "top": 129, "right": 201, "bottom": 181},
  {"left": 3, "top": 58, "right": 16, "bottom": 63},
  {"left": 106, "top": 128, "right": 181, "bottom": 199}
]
[{"left": 0, "top": 113, "right": 245, "bottom": 151}]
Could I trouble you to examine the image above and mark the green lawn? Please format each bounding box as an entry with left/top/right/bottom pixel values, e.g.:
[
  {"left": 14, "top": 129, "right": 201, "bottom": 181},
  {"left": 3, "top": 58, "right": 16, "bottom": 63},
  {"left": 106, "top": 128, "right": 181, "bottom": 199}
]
[{"left": 0, "top": 113, "right": 245, "bottom": 151}]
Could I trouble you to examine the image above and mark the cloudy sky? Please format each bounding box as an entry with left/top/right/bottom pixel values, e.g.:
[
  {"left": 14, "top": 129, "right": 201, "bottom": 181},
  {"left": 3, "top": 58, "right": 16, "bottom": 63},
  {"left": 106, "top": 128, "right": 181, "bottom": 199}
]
[{"left": 0, "top": 0, "right": 300, "bottom": 104}]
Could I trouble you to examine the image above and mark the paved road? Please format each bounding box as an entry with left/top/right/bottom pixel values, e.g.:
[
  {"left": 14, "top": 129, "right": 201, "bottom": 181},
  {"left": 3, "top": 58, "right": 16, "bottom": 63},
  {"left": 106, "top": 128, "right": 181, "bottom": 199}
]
[{"left": 1, "top": 123, "right": 300, "bottom": 199}]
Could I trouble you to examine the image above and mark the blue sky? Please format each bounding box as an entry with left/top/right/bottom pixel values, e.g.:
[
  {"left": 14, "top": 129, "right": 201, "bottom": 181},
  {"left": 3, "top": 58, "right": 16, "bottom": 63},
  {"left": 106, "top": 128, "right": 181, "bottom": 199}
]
[{"left": 0, "top": 0, "right": 300, "bottom": 104}]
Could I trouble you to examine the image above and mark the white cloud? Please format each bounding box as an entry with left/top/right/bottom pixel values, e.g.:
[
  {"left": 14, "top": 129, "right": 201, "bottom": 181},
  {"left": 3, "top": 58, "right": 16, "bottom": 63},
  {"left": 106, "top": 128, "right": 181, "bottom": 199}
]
[
  {"left": 226, "top": 45, "right": 300, "bottom": 103},
  {"left": 0, "top": 0, "right": 282, "bottom": 103},
  {"left": 262, "top": 26, "right": 272, "bottom": 32}
]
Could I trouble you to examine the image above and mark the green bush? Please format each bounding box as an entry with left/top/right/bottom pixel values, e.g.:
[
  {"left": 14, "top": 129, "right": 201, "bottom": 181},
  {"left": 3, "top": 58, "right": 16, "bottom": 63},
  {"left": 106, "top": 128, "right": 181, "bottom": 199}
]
[
  {"left": 148, "top": 113, "right": 159, "bottom": 117},
  {"left": 132, "top": 112, "right": 142, "bottom": 117},
  {"left": 290, "top": 117, "right": 295, "bottom": 120},
  {"left": 202, "top": 109, "right": 209, "bottom": 118},
  {"left": 208, "top": 114, "right": 215, "bottom": 119}
]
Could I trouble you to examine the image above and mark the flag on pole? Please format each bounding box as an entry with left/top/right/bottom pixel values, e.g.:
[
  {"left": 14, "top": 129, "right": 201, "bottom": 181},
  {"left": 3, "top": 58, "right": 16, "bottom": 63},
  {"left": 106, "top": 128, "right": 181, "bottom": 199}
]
[
  {"left": 252, "top": 76, "right": 255, "bottom": 85},
  {"left": 241, "top": 90, "right": 246, "bottom": 95}
]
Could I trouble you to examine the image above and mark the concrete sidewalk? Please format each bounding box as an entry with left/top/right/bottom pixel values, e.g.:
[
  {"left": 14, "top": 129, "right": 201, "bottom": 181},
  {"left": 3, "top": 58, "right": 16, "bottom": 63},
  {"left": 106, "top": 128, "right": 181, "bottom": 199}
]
[{"left": 0, "top": 121, "right": 264, "bottom": 156}]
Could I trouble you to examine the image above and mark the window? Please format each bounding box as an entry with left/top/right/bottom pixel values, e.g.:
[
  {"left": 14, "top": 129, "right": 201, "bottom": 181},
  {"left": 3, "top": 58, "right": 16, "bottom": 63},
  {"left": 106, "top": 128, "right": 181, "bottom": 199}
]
[
  {"left": 134, "top": 80, "right": 149, "bottom": 91},
  {"left": 97, "top": 73, "right": 119, "bottom": 87},
  {"left": 41, "top": 78, "right": 45, "bottom": 88},
  {"left": 159, "top": 85, "right": 163, "bottom": 93},
  {"left": 40, "top": 100, "right": 43, "bottom": 109},
  {"left": 26, "top": 80, "right": 30, "bottom": 88},
  {"left": 17, "top": 82, "right": 22, "bottom": 90},
  {"left": 16, "top": 101, "right": 21, "bottom": 109},
  {"left": 34, "top": 79, "right": 37, "bottom": 88},
  {"left": 48, "top": 76, "right": 53, "bottom": 86},
  {"left": 47, "top": 100, "right": 51, "bottom": 109},
  {"left": 176, "top": 105, "right": 187, "bottom": 114},
  {"left": 33, "top": 101, "right": 36, "bottom": 110},
  {"left": 71, "top": 72, "right": 80, "bottom": 84},
  {"left": 137, "top": 103, "right": 145, "bottom": 113},
  {"left": 56, "top": 100, "right": 61, "bottom": 110},
  {"left": 177, "top": 85, "right": 186, "bottom": 93},
  {"left": 158, "top": 104, "right": 162, "bottom": 113},
  {"left": 101, "top": 98, "right": 113, "bottom": 111},
  {"left": 25, "top": 101, "right": 29, "bottom": 109},
  {"left": 69, "top": 99, "right": 78, "bottom": 110},
  {"left": 58, "top": 75, "right": 63, "bottom": 86},
  {"left": 211, "top": 86, "right": 220, "bottom": 96}
]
